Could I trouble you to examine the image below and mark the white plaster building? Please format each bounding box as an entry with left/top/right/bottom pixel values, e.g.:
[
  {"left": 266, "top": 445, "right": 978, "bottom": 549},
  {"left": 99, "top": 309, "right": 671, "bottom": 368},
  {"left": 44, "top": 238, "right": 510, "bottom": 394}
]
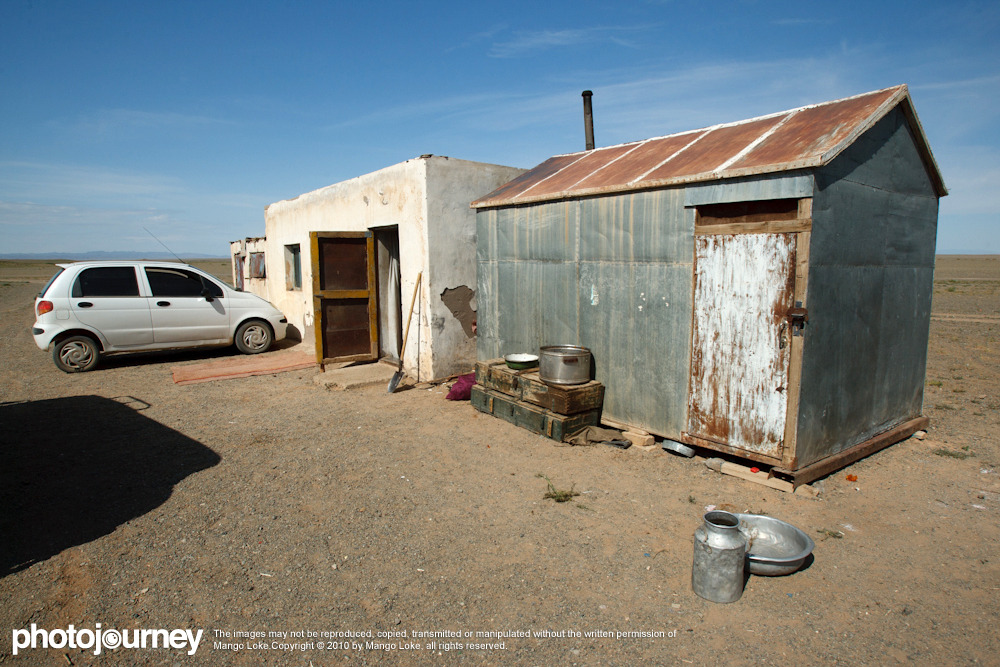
[{"left": 232, "top": 155, "right": 525, "bottom": 381}]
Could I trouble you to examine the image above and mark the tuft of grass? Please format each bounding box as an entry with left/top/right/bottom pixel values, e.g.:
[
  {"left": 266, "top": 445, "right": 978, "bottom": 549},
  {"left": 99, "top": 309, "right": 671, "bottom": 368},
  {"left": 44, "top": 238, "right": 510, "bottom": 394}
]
[
  {"left": 927, "top": 380, "right": 943, "bottom": 387},
  {"left": 537, "top": 473, "right": 580, "bottom": 503},
  {"left": 933, "top": 448, "right": 973, "bottom": 460},
  {"left": 817, "top": 528, "right": 844, "bottom": 540}
]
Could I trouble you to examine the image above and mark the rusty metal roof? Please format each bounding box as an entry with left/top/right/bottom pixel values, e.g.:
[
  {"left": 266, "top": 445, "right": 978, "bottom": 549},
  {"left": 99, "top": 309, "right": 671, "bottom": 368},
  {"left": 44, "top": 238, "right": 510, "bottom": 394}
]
[{"left": 472, "top": 85, "right": 946, "bottom": 208}]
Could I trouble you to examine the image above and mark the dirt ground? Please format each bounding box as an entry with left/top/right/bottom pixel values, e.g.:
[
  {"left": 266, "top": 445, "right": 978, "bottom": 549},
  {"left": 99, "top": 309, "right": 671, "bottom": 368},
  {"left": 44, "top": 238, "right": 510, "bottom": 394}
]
[{"left": 0, "top": 257, "right": 997, "bottom": 666}]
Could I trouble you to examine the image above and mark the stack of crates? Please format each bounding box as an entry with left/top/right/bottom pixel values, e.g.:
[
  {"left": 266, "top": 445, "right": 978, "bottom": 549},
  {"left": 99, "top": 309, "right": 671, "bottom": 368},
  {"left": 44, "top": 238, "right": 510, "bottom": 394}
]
[{"left": 471, "top": 359, "right": 605, "bottom": 441}]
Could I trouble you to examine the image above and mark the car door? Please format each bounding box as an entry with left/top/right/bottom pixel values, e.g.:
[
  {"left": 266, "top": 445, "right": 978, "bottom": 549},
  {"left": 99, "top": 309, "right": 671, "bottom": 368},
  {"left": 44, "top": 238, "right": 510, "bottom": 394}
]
[
  {"left": 144, "top": 267, "right": 230, "bottom": 344},
  {"left": 69, "top": 266, "right": 154, "bottom": 347}
]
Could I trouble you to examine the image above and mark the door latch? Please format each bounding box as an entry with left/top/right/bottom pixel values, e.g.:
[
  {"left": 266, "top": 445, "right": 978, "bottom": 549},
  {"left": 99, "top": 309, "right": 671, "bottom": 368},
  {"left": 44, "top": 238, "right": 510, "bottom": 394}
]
[{"left": 788, "top": 304, "right": 809, "bottom": 336}]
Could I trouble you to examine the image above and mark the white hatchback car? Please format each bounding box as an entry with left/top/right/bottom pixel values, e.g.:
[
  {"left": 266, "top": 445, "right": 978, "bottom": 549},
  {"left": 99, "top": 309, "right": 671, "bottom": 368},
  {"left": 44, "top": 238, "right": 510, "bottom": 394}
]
[{"left": 33, "top": 261, "right": 289, "bottom": 372}]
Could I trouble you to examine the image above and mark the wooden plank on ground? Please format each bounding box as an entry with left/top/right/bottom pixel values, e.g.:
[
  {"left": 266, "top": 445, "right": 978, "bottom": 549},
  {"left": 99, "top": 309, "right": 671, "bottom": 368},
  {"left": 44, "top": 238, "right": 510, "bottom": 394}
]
[{"left": 719, "top": 461, "right": 795, "bottom": 492}]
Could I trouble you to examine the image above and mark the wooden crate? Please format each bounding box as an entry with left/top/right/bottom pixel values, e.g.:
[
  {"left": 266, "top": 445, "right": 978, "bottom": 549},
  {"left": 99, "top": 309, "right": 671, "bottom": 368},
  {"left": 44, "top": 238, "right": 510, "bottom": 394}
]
[
  {"left": 474, "top": 359, "right": 604, "bottom": 415},
  {"left": 471, "top": 385, "right": 601, "bottom": 441}
]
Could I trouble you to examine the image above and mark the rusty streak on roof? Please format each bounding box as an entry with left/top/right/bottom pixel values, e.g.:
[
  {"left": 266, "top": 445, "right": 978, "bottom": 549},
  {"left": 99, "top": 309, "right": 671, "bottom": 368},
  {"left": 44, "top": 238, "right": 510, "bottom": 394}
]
[{"left": 472, "top": 85, "right": 946, "bottom": 208}]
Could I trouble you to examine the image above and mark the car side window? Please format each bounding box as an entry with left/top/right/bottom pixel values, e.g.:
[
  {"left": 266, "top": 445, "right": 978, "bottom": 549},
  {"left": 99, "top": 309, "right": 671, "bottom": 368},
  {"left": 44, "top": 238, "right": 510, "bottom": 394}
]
[
  {"left": 145, "top": 268, "right": 224, "bottom": 298},
  {"left": 72, "top": 267, "right": 141, "bottom": 297}
]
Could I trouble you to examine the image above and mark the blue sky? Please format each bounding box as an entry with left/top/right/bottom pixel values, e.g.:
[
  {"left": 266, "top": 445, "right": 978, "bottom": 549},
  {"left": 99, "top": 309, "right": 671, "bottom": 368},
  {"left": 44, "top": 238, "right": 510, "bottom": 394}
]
[{"left": 1, "top": 0, "right": 997, "bottom": 256}]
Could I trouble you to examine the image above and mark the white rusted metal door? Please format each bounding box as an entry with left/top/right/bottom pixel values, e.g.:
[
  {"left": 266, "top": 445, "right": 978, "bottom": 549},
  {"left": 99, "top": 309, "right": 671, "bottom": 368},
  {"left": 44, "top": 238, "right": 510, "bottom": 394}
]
[{"left": 687, "top": 233, "right": 796, "bottom": 458}]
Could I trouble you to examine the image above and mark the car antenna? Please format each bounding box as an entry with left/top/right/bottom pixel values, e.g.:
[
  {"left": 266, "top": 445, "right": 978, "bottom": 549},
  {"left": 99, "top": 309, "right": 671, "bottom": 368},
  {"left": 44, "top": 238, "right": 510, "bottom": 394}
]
[{"left": 143, "top": 227, "right": 186, "bottom": 263}]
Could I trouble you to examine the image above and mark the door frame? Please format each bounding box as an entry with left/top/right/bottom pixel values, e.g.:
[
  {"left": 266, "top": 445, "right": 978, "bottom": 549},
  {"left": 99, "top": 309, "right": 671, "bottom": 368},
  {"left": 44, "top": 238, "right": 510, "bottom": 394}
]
[
  {"left": 680, "top": 198, "right": 812, "bottom": 467},
  {"left": 310, "top": 231, "right": 379, "bottom": 367}
]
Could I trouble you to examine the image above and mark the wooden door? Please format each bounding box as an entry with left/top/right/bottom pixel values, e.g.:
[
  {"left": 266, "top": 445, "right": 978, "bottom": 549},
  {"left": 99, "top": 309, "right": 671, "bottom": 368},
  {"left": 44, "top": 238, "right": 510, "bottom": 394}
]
[
  {"left": 687, "top": 232, "right": 796, "bottom": 458},
  {"left": 310, "top": 232, "right": 379, "bottom": 366}
]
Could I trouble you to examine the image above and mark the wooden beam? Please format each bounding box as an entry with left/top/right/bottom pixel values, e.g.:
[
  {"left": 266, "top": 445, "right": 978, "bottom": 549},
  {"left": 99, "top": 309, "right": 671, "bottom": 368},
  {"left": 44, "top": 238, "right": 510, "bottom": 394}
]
[
  {"left": 773, "top": 416, "right": 930, "bottom": 485},
  {"left": 694, "top": 218, "right": 811, "bottom": 235}
]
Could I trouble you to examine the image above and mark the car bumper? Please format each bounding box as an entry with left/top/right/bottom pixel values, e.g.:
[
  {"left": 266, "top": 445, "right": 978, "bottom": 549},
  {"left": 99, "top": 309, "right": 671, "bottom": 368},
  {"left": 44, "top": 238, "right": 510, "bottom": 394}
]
[
  {"left": 271, "top": 316, "right": 289, "bottom": 342},
  {"left": 31, "top": 324, "right": 59, "bottom": 350}
]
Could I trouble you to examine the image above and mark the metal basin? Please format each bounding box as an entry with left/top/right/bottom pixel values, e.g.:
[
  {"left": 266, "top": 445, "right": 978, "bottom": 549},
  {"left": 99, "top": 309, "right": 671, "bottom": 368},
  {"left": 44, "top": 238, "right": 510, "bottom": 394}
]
[
  {"left": 504, "top": 353, "right": 538, "bottom": 370},
  {"left": 736, "top": 513, "right": 815, "bottom": 576}
]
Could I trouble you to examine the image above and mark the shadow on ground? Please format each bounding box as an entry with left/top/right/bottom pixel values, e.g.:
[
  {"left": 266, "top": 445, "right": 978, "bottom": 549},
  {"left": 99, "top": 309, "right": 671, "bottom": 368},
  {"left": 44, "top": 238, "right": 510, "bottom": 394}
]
[{"left": 0, "top": 395, "right": 220, "bottom": 577}]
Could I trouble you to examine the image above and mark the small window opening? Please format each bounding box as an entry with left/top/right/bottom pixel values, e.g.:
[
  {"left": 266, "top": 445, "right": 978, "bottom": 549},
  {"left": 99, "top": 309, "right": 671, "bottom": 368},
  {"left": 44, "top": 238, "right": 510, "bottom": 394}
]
[
  {"left": 249, "top": 252, "right": 266, "bottom": 279},
  {"left": 284, "top": 244, "right": 302, "bottom": 290},
  {"left": 697, "top": 198, "right": 799, "bottom": 225}
]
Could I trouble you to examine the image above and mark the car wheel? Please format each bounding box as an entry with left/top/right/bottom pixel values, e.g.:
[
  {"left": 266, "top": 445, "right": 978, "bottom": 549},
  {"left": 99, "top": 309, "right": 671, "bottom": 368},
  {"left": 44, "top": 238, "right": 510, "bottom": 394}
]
[
  {"left": 53, "top": 335, "right": 100, "bottom": 372},
  {"left": 235, "top": 320, "right": 273, "bottom": 354}
]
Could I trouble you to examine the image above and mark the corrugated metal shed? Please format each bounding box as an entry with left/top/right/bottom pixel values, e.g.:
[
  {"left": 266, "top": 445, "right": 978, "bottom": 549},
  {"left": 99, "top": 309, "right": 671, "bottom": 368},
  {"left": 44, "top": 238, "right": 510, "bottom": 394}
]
[
  {"left": 473, "top": 85, "right": 945, "bottom": 208},
  {"left": 474, "top": 85, "right": 947, "bottom": 485}
]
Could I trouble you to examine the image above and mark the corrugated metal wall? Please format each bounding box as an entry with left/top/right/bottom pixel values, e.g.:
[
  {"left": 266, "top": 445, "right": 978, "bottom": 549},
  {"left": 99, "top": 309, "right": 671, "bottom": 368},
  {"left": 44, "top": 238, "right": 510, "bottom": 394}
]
[
  {"left": 796, "top": 106, "right": 939, "bottom": 466},
  {"left": 478, "top": 179, "right": 810, "bottom": 438}
]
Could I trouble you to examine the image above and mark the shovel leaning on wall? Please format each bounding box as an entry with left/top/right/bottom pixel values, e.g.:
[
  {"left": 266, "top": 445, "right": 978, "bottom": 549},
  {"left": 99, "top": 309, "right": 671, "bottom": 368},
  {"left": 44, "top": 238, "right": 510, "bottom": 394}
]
[{"left": 388, "top": 271, "right": 421, "bottom": 394}]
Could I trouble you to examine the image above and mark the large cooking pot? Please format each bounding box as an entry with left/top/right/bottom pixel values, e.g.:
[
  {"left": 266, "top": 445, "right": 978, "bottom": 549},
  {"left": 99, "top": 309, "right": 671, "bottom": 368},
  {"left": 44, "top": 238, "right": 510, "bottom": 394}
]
[{"left": 539, "top": 345, "right": 591, "bottom": 386}]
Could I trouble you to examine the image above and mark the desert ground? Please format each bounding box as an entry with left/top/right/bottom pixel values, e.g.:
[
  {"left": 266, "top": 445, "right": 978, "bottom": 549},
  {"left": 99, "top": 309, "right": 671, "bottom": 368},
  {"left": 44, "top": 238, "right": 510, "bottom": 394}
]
[{"left": 0, "top": 256, "right": 997, "bottom": 666}]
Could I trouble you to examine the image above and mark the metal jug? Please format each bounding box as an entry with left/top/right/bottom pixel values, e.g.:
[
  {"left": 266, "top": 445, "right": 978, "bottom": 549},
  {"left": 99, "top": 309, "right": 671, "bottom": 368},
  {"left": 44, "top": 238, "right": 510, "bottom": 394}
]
[{"left": 692, "top": 510, "right": 747, "bottom": 603}]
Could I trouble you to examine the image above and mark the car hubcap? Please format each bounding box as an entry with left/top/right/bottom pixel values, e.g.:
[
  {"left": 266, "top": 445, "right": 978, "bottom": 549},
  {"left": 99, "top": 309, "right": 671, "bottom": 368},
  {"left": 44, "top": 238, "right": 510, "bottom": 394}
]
[
  {"left": 60, "top": 342, "right": 93, "bottom": 368},
  {"left": 242, "top": 325, "right": 268, "bottom": 351}
]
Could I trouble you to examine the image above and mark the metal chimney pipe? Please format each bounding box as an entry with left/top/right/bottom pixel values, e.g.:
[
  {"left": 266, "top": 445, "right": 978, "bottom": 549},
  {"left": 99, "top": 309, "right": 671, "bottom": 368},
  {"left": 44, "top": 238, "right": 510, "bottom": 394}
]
[{"left": 582, "top": 90, "right": 595, "bottom": 151}]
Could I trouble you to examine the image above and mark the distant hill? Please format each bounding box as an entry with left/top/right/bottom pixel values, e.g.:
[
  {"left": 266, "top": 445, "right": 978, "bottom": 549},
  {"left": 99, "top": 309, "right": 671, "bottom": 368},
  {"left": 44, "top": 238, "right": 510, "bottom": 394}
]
[{"left": 0, "top": 251, "right": 227, "bottom": 261}]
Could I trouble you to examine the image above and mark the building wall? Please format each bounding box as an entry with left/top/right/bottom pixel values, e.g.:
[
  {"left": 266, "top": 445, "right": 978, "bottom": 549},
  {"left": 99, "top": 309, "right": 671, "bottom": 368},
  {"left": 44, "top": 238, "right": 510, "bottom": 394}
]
[
  {"left": 262, "top": 158, "right": 427, "bottom": 354},
  {"left": 478, "top": 174, "right": 813, "bottom": 440},
  {"left": 478, "top": 188, "right": 697, "bottom": 437},
  {"left": 796, "top": 107, "right": 940, "bottom": 466},
  {"left": 424, "top": 158, "right": 526, "bottom": 378},
  {"left": 252, "top": 156, "right": 524, "bottom": 380}
]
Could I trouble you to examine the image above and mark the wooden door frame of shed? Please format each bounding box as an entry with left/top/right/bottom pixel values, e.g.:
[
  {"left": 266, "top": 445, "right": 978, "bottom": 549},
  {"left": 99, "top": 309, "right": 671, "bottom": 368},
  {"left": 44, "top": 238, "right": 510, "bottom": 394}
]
[{"left": 675, "top": 197, "right": 812, "bottom": 470}]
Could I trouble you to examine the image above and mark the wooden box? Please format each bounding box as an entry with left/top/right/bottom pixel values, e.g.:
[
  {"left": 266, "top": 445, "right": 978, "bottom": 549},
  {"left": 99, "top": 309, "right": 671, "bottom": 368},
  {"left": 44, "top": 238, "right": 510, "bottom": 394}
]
[
  {"left": 474, "top": 359, "right": 604, "bottom": 415},
  {"left": 471, "top": 385, "right": 601, "bottom": 441}
]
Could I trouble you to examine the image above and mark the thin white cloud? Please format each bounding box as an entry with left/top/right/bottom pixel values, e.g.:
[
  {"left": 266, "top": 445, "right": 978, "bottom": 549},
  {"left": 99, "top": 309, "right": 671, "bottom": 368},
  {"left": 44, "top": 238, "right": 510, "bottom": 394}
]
[
  {"left": 325, "top": 91, "right": 523, "bottom": 131},
  {"left": 0, "top": 161, "right": 187, "bottom": 209},
  {"left": 70, "top": 108, "right": 236, "bottom": 135},
  {"left": 489, "top": 25, "right": 652, "bottom": 58},
  {"left": 772, "top": 18, "right": 832, "bottom": 26}
]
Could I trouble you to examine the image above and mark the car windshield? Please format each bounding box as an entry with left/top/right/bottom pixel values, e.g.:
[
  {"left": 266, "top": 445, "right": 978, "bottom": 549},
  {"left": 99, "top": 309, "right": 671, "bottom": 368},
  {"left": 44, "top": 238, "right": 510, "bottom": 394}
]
[{"left": 39, "top": 268, "right": 65, "bottom": 298}]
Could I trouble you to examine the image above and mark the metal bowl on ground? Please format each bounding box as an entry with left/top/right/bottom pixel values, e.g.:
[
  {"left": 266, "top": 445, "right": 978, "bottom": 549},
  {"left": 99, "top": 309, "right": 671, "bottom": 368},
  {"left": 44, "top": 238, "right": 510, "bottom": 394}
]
[
  {"left": 662, "top": 439, "right": 696, "bottom": 457},
  {"left": 736, "top": 513, "right": 815, "bottom": 576},
  {"left": 504, "top": 353, "right": 539, "bottom": 370}
]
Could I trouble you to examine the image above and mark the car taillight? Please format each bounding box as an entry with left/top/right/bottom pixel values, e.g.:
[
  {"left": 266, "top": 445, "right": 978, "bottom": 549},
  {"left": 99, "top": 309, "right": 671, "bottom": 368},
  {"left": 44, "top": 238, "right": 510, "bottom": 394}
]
[{"left": 37, "top": 300, "right": 54, "bottom": 316}]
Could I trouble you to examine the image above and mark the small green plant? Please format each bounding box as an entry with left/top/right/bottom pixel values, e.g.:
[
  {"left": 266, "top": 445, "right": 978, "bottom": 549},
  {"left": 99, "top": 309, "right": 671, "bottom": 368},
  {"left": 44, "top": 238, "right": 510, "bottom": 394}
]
[
  {"left": 933, "top": 448, "right": 973, "bottom": 460},
  {"left": 817, "top": 528, "right": 844, "bottom": 540},
  {"left": 927, "top": 380, "right": 943, "bottom": 387},
  {"left": 537, "top": 474, "right": 580, "bottom": 503}
]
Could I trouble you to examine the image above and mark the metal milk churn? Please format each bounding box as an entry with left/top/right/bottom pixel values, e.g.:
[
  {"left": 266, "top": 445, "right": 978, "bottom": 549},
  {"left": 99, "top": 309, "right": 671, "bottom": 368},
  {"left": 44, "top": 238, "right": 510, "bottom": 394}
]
[{"left": 691, "top": 510, "right": 747, "bottom": 603}]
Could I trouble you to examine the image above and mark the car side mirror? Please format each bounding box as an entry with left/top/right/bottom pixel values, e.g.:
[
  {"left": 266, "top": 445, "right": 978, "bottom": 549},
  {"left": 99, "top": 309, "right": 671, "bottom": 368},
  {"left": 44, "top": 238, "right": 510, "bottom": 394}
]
[{"left": 201, "top": 287, "right": 214, "bottom": 302}]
